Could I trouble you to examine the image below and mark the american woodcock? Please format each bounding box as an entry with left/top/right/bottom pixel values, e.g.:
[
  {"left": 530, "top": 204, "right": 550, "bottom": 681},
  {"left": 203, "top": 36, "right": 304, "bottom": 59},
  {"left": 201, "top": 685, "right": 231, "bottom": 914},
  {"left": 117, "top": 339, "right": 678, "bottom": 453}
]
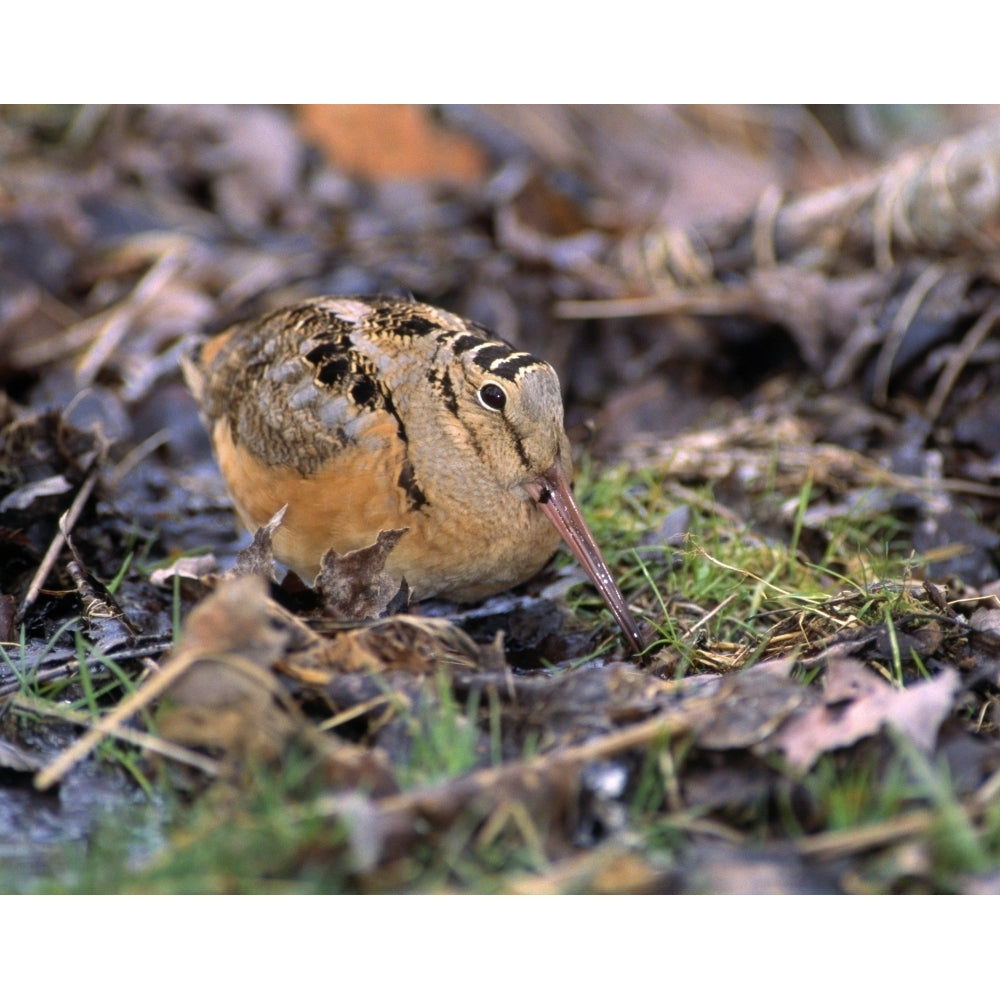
[{"left": 185, "top": 296, "right": 642, "bottom": 653}]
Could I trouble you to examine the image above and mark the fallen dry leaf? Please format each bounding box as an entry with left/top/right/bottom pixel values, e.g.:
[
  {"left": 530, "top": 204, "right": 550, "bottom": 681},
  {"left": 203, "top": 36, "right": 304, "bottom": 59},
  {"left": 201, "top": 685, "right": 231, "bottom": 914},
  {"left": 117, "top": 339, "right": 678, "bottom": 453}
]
[
  {"left": 155, "top": 574, "right": 300, "bottom": 760},
  {"left": 773, "top": 656, "right": 961, "bottom": 771},
  {"left": 0, "top": 473, "right": 73, "bottom": 512},
  {"left": 155, "top": 575, "right": 397, "bottom": 791},
  {"left": 148, "top": 553, "right": 219, "bottom": 587},
  {"left": 231, "top": 504, "right": 287, "bottom": 581},
  {"left": 315, "top": 528, "right": 409, "bottom": 620}
]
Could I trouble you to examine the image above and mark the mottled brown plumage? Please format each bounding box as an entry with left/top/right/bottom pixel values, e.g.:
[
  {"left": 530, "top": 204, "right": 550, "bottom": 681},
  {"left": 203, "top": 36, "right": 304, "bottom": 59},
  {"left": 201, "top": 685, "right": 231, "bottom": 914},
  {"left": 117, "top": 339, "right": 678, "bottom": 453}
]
[{"left": 185, "top": 296, "right": 641, "bottom": 652}]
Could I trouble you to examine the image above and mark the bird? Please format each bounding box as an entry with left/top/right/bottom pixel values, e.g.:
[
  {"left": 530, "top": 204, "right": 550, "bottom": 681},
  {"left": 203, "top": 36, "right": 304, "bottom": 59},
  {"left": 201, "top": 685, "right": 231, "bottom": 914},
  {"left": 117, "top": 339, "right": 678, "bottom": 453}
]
[{"left": 184, "top": 295, "right": 643, "bottom": 654}]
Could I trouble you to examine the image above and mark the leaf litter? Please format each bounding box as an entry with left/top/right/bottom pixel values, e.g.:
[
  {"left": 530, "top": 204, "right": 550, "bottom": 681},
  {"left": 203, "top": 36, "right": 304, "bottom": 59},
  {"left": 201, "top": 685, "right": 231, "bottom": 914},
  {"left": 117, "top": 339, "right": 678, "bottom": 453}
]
[{"left": 2, "top": 106, "right": 1000, "bottom": 892}]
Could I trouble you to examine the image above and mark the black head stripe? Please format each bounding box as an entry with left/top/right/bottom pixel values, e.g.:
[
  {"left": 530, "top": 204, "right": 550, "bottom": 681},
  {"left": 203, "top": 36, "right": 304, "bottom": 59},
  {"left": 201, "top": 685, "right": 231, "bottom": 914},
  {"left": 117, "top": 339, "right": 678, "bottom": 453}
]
[
  {"left": 489, "top": 355, "right": 539, "bottom": 381},
  {"left": 470, "top": 344, "right": 510, "bottom": 370},
  {"left": 449, "top": 333, "right": 485, "bottom": 354},
  {"left": 469, "top": 344, "right": 541, "bottom": 382}
]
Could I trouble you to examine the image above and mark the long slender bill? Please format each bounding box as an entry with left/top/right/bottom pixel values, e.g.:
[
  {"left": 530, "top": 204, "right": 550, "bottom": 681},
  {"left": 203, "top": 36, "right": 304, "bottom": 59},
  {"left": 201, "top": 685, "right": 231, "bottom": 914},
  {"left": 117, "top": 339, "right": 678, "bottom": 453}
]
[{"left": 526, "top": 463, "right": 643, "bottom": 655}]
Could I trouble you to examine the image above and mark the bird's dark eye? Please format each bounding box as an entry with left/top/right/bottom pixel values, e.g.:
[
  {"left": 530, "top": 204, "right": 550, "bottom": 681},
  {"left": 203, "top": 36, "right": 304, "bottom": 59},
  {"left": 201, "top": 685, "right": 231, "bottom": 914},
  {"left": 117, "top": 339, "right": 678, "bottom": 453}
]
[{"left": 478, "top": 382, "right": 507, "bottom": 412}]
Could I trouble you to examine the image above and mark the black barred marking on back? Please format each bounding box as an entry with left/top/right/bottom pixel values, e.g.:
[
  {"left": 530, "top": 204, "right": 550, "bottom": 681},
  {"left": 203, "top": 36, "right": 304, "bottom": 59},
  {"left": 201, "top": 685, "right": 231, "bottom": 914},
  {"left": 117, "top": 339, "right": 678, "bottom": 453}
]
[
  {"left": 287, "top": 307, "right": 356, "bottom": 344},
  {"left": 350, "top": 376, "right": 377, "bottom": 407},
  {"left": 285, "top": 305, "right": 329, "bottom": 330},
  {"left": 392, "top": 315, "right": 439, "bottom": 338},
  {"left": 303, "top": 336, "right": 384, "bottom": 413},
  {"left": 317, "top": 357, "right": 351, "bottom": 385},
  {"left": 368, "top": 302, "right": 448, "bottom": 341},
  {"left": 303, "top": 342, "right": 341, "bottom": 366}
]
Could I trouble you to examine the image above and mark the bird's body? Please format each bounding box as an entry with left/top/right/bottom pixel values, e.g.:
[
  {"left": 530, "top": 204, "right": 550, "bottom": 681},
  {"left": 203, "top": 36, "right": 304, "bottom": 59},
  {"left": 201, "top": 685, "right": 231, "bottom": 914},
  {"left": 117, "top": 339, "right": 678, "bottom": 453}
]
[{"left": 187, "top": 296, "right": 642, "bottom": 651}]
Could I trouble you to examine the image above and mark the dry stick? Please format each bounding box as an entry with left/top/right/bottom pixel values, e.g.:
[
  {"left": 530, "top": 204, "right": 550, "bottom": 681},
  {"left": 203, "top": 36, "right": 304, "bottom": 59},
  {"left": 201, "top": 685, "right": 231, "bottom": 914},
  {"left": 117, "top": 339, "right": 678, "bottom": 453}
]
[
  {"left": 33, "top": 647, "right": 201, "bottom": 791},
  {"left": 319, "top": 694, "right": 395, "bottom": 732},
  {"left": 321, "top": 698, "right": 998, "bottom": 871},
  {"left": 11, "top": 240, "right": 184, "bottom": 371},
  {"left": 835, "top": 453, "right": 1000, "bottom": 500},
  {"left": 771, "top": 124, "right": 1000, "bottom": 267},
  {"left": 109, "top": 428, "right": 173, "bottom": 488},
  {"left": 796, "top": 809, "right": 939, "bottom": 859},
  {"left": 15, "top": 694, "right": 220, "bottom": 777},
  {"left": 0, "top": 636, "right": 173, "bottom": 699},
  {"left": 798, "top": 752, "right": 1000, "bottom": 861},
  {"left": 554, "top": 284, "right": 755, "bottom": 320},
  {"left": 14, "top": 462, "right": 101, "bottom": 626},
  {"left": 631, "top": 434, "right": 1000, "bottom": 500},
  {"left": 859, "top": 457, "right": 975, "bottom": 501},
  {"left": 506, "top": 815, "right": 747, "bottom": 893},
  {"left": 973, "top": 763, "right": 1000, "bottom": 808},
  {"left": 870, "top": 262, "right": 948, "bottom": 407},
  {"left": 559, "top": 122, "right": 1000, "bottom": 319},
  {"left": 925, "top": 296, "right": 1000, "bottom": 422},
  {"left": 64, "top": 553, "right": 165, "bottom": 684},
  {"left": 34, "top": 647, "right": 298, "bottom": 791},
  {"left": 74, "top": 248, "right": 183, "bottom": 387},
  {"left": 681, "top": 591, "right": 738, "bottom": 642},
  {"left": 872, "top": 155, "right": 912, "bottom": 271},
  {"left": 299, "top": 704, "right": 717, "bottom": 872},
  {"left": 751, "top": 184, "right": 783, "bottom": 269},
  {"left": 796, "top": 795, "right": 995, "bottom": 861},
  {"left": 312, "top": 703, "right": 708, "bottom": 827}
]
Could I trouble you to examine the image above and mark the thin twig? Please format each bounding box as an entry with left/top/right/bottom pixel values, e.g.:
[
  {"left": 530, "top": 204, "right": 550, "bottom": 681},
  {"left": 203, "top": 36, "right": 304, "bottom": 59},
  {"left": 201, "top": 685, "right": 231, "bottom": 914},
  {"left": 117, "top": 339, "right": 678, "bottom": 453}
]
[
  {"left": 319, "top": 694, "right": 395, "bottom": 732},
  {"left": 75, "top": 248, "right": 183, "bottom": 386},
  {"left": 0, "top": 635, "right": 174, "bottom": 699},
  {"left": 554, "top": 285, "right": 755, "bottom": 320},
  {"left": 14, "top": 461, "right": 101, "bottom": 626},
  {"left": 752, "top": 184, "right": 783, "bottom": 269},
  {"left": 926, "top": 296, "right": 1000, "bottom": 422},
  {"left": 14, "top": 694, "right": 220, "bottom": 777},
  {"left": 109, "top": 428, "right": 173, "bottom": 488},
  {"left": 681, "top": 591, "right": 738, "bottom": 642},
  {"left": 34, "top": 647, "right": 204, "bottom": 791},
  {"left": 871, "top": 263, "right": 947, "bottom": 407},
  {"left": 796, "top": 808, "right": 938, "bottom": 859}
]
